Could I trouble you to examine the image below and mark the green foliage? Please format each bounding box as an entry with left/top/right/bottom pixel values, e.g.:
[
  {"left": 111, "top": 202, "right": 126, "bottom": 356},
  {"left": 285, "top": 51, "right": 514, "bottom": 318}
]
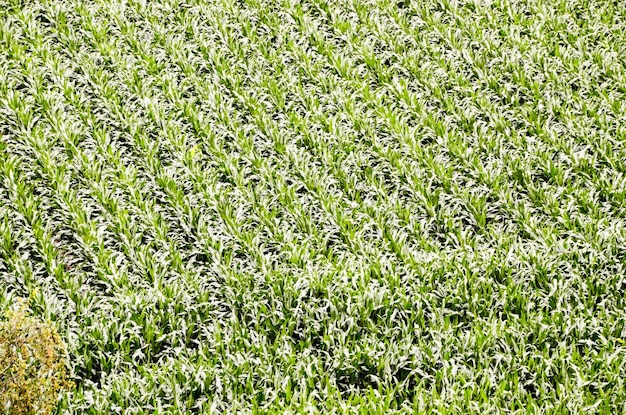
[{"left": 1, "top": 0, "right": 626, "bottom": 413}]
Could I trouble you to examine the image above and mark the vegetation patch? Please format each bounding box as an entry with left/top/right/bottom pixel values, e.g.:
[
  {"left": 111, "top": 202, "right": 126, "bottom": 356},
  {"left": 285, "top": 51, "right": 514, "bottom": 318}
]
[{"left": 0, "top": 299, "right": 71, "bottom": 415}]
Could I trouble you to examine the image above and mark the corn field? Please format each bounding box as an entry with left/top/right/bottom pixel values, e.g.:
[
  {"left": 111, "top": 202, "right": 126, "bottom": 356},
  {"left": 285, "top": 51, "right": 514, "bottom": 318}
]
[{"left": 1, "top": 0, "right": 626, "bottom": 413}]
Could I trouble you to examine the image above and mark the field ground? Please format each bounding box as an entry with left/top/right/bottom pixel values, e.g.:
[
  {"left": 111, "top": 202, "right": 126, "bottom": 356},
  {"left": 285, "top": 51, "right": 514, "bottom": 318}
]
[{"left": 1, "top": 0, "right": 626, "bottom": 413}]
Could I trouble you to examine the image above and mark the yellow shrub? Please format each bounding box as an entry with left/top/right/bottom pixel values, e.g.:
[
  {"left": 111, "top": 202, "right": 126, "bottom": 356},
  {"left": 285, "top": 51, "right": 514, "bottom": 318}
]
[{"left": 0, "top": 300, "right": 72, "bottom": 415}]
